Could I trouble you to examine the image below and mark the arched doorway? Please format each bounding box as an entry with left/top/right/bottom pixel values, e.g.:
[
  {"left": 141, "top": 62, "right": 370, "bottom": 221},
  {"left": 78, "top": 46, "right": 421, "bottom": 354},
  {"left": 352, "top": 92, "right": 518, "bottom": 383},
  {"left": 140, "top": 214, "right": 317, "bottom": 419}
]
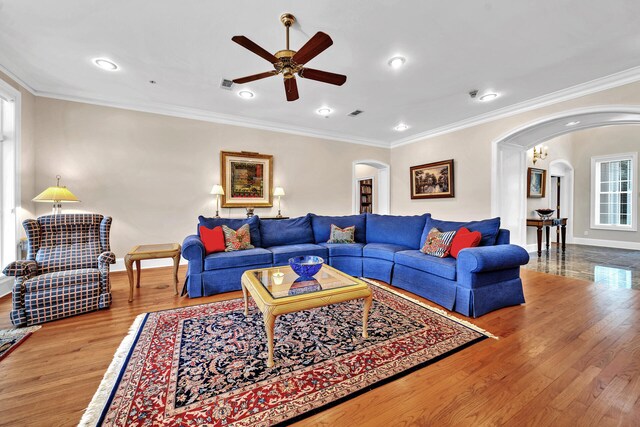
[
  {"left": 352, "top": 160, "right": 390, "bottom": 214},
  {"left": 492, "top": 106, "right": 640, "bottom": 247}
]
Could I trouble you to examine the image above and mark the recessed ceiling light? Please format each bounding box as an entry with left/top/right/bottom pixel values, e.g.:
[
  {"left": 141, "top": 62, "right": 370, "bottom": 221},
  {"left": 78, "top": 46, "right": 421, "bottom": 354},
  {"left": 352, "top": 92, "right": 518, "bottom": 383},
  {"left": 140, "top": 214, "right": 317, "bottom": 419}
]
[
  {"left": 316, "top": 107, "right": 332, "bottom": 116},
  {"left": 238, "top": 90, "right": 254, "bottom": 99},
  {"left": 394, "top": 123, "right": 409, "bottom": 132},
  {"left": 479, "top": 93, "right": 499, "bottom": 102},
  {"left": 93, "top": 58, "right": 119, "bottom": 71},
  {"left": 388, "top": 56, "right": 406, "bottom": 69},
  {"left": 565, "top": 120, "right": 581, "bottom": 126}
]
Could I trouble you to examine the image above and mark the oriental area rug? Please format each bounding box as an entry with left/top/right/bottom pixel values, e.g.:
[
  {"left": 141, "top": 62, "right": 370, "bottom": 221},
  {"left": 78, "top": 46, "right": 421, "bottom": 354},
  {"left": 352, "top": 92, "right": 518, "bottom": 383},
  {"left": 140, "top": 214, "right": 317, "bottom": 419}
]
[
  {"left": 80, "top": 281, "right": 495, "bottom": 426},
  {"left": 0, "top": 325, "right": 40, "bottom": 362}
]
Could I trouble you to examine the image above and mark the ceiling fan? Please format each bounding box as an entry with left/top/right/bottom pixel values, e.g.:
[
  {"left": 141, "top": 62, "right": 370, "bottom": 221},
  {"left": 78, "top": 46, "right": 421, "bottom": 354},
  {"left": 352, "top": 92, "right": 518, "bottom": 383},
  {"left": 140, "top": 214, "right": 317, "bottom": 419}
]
[{"left": 231, "top": 13, "right": 347, "bottom": 102}]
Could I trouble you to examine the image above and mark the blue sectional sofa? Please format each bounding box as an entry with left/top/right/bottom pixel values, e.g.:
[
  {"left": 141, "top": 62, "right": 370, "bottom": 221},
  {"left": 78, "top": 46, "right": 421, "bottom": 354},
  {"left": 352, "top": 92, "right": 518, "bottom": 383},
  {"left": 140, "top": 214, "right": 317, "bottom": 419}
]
[{"left": 182, "top": 213, "right": 529, "bottom": 317}]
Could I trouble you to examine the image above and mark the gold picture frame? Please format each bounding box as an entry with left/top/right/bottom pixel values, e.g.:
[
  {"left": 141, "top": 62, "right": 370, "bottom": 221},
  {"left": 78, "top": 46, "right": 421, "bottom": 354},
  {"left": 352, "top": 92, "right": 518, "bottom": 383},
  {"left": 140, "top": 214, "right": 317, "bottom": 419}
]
[
  {"left": 410, "top": 159, "right": 455, "bottom": 199},
  {"left": 527, "top": 167, "right": 546, "bottom": 198},
  {"left": 221, "top": 151, "right": 273, "bottom": 208}
]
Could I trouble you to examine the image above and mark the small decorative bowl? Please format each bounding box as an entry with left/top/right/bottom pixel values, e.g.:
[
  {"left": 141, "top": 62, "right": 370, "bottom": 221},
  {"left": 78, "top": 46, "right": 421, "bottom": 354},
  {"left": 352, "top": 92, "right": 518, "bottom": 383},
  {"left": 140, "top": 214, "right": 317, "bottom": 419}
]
[
  {"left": 288, "top": 256, "right": 324, "bottom": 278},
  {"left": 535, "top": 209, "right": 554, "bottom": 219}
]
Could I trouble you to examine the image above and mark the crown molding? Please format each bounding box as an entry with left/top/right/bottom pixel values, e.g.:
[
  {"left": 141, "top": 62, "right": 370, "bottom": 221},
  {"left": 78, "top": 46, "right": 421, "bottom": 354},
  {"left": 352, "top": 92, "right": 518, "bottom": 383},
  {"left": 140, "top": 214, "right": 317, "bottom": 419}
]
[
  {"left": 0, "top": 63, "right": 37, "bottom": 95},
  {"left": 35, "top": 91, "right": 389, "bottom": 148},
  {"left": 389, "top": 65, "right": 640, "bottom": 148},
  {"left": 4, "top": 62, "right": 640, "bottom": 150}
]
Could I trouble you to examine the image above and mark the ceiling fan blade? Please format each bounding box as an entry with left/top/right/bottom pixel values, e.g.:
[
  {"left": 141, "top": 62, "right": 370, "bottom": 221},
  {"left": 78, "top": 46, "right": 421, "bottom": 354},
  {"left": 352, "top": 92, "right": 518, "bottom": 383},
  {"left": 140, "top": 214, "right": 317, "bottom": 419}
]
[
  {"left": 284, "top": 78, "right": 299, "bottom": 102},
  {"left": 292, "top": 32, "right": 333, "bottom": 65},
  {"left": 232, "top": 35, "right": 278, "bottom": 64},
  {"left": 232, "top": 71, "right": 278, "bottom": 84},
  {"left": 299, "top": 68, "right": 347, "bottom": 86}
]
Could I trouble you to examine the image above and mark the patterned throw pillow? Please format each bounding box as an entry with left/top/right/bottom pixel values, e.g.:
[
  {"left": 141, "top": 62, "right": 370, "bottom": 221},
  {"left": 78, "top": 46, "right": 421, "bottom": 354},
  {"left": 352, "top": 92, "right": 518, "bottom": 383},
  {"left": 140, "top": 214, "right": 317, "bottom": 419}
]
[
  {"left": 327, "top": 224, "right": 356, "bottom": 244},
  {"left": 420, "top": 227, "right": 457, "bottom": 258},
  {"left": 221, "top": 224, "right": 255, "bottom": 252}
]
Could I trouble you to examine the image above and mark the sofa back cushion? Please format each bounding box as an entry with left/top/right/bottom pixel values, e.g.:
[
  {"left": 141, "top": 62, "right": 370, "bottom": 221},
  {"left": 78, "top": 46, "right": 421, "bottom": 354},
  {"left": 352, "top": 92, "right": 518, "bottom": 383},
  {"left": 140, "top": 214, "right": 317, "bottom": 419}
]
[
  {"left": 365, "top": 213, "right": 429, "bottom": 249},
  {"left": 32, "top": 214, "right": 104, "bottom": 273},
  {"left": 198, "top": 215, "right": 261, "bottom": 248},
  {"left": 421, "top": 217, "right": 501, "bottom": 247},
  {"left": 260, "top": 214, "right": 314, "bottom": 248},
  {"left": 310, "top": 213, "right": 366, "bottom": 243}
]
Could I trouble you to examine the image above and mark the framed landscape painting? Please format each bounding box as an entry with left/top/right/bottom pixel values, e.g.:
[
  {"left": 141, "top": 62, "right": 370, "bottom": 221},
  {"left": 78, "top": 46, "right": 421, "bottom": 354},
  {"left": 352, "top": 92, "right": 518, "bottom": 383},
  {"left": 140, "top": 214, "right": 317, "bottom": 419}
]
[
  {"left": 527, "top": 167, "right": 546, "bottom": 198},
  {"left": 410, "top": 159, "right": 455, "bottom": 199},
  {"left": 221, "top": 151, "right": 273, "bottom": 208}
]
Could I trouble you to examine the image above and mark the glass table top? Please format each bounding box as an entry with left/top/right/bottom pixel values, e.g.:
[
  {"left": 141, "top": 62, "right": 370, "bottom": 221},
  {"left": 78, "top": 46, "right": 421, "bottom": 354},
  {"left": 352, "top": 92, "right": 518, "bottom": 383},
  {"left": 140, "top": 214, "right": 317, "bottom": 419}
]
[{"left": 251, "top": 265, "right": 360, "bottom": 299}]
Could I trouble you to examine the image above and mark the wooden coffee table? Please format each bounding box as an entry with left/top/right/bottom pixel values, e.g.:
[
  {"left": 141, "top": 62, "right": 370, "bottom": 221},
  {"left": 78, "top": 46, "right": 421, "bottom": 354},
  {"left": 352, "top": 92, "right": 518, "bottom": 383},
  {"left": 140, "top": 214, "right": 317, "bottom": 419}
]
[
  {"left": 241, "top": 264, "right": 373, "bottom": 367},
  {"left": 125, "top": 243, "right": 181, "bottom": 302}
]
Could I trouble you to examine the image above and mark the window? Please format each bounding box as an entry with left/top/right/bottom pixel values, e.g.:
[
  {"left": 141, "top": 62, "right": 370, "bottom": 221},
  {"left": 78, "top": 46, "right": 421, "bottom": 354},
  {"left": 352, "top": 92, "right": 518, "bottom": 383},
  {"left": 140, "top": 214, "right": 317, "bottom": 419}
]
[{"left": 591, "top": 152, "right": 638, "bottom": 231}]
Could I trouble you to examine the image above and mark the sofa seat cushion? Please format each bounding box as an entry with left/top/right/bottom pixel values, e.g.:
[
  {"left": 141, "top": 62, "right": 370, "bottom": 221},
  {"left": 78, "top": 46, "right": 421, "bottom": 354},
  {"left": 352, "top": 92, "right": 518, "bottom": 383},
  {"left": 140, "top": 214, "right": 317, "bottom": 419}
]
[
  {"left": 24, "top": 268, "right": 101, "bottom": 293},
  {"left": 204, "top": 248, "right": 272, "bottom": 270},
  {"left": 268, "top": 244, "right": 328, "bottom": 265},
  {"left": 319, "top": 243, "right": 364, "bottom": 257},
  {"left": 363, "top": 243, "right": 411, "bottom": 261},
  {"left": 395, "top": 250, "right": 457, "bottom": 280}
]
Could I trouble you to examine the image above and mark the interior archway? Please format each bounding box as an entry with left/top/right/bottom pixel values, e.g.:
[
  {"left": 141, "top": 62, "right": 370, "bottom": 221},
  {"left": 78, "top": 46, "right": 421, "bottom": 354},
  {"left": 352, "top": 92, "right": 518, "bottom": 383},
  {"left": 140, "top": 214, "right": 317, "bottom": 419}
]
[
  {"left": 352, "top": 160, "right": 390, "bottom": 214},
  {"left": 492, "top": 106, "right": 640, "bottom": 247}
]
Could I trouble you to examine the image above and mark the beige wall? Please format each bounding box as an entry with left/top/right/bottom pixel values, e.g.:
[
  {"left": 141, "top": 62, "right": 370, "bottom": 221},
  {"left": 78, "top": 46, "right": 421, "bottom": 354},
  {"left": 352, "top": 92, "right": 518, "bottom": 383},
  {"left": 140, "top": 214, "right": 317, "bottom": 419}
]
[
  {"left": 33, "top": 98, "right": 389, "bottom": 257},
  {"left": 390, "top": 80, "right": 640, "bottom": 246},
  {"left": 571, "top": 125, "right": 640, "bottom": 243}
]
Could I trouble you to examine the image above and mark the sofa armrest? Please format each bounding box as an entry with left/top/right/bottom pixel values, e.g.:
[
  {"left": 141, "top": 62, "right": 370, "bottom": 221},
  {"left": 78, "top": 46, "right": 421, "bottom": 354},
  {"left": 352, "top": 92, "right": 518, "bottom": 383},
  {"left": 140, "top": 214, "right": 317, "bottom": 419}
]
[
  {"left": 2, "top": 260, "right": 37, "bottom": 278},
  {"left": 182, "top": 235, "right": 204, "bottom": 273},
  {"left": 457, "top": 245, "right": 529, "bottom": 273},
  {"left": 98, "top": 251, "right": 116, "bottom": 267}
]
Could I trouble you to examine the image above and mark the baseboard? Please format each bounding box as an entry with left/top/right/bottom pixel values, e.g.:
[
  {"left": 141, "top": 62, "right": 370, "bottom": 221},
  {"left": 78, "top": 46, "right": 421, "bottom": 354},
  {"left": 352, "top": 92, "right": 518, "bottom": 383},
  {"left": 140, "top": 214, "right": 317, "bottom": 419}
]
[
  {"left": 111, "top": 257, "right": 188, "bottom": 272},
  {"left": 572, "top": 237, "right": 640, "bottom": 251},
  {"left": 0, "top": 276, "right": 13, "bottom": 298}
]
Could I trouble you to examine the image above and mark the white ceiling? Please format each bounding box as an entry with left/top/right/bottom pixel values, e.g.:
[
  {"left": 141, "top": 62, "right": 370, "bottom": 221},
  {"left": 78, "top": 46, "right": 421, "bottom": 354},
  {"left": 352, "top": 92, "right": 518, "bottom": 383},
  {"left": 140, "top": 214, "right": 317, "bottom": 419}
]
[{"left": 2, "top": 1, "right": 640, "bottom": 147}]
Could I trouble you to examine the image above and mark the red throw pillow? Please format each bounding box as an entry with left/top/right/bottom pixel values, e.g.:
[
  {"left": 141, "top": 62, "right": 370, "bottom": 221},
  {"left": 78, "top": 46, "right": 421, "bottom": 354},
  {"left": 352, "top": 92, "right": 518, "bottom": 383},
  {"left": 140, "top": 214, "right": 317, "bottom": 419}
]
[
  {"left": 199, "top": 225, "right": 226, "bottom": 254},
  {"left": 450, "top": 227, "right": 482, "bottom": 258}
]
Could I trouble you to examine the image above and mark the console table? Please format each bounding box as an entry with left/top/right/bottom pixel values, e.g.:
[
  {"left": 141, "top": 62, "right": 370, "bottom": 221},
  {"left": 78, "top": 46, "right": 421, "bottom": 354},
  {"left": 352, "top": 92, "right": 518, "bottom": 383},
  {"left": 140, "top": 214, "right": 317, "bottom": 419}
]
[{"left": 526, "top": 218, "right": 567, "bottom": 257}]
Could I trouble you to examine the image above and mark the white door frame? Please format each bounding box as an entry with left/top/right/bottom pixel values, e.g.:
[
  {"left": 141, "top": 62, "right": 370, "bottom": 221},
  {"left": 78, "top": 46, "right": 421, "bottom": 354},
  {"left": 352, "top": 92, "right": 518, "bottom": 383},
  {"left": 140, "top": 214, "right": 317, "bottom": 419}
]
[
  {"left": 352, "top": 160, "right": 390, "bottom": 214},
  {"left": 491, "top": 105, "right": 640, "bottom": 247}
]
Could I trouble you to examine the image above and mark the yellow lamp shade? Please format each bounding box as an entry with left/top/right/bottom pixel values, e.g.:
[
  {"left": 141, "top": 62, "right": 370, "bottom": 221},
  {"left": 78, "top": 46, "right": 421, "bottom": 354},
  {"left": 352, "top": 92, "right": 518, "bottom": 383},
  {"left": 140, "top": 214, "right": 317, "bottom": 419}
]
[{"left": 33, "top": 186, "right": 80, "bottom": 203}]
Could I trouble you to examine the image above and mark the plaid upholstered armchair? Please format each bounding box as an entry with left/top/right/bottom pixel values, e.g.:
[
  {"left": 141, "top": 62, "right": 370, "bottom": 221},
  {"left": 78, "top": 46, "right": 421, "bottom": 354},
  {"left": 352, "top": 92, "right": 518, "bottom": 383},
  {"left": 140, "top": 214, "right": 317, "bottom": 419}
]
[{"left": 2, "top": 214, "right": 115, "bottom": 327}]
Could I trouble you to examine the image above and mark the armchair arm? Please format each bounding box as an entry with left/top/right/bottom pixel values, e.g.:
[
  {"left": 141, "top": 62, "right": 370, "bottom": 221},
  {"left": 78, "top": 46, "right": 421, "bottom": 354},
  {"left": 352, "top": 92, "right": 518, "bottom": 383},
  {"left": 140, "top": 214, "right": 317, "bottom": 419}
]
[
  {"left": 457, "top": 244, "right": 529, "bottom": 273},
  {"left": 98, "top": 251, "right": 116, "bottom": 267},
  {"left": 182, "top": 235, "right": 204, "bottom": 273},
  {"left": 2, "top": 260, "right": 37, "bottom": 278}
]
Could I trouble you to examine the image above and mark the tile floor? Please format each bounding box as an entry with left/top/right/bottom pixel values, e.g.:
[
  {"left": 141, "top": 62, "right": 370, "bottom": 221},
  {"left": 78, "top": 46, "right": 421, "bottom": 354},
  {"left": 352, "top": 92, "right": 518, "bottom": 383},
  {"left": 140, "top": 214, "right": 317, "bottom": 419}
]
[{"left": 523, "top": 243, "right": 640, "bottom": 289}]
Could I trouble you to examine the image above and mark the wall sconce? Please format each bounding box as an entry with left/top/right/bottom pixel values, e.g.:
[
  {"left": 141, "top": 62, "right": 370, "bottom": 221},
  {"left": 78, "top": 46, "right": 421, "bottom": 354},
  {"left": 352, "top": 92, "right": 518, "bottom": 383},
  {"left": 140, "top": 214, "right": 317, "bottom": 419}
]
[
  {"left": 33, "top": 175, "right": 80, "bottom": 214},
  {"left": 532, "top": 145, "right": 548, "bottom": 165},
  {"left": 273, "top": 187, "right": 285, "bottom": 218},
  {"left": 210, "top": 184, "right": 224, "bottom": 218}
]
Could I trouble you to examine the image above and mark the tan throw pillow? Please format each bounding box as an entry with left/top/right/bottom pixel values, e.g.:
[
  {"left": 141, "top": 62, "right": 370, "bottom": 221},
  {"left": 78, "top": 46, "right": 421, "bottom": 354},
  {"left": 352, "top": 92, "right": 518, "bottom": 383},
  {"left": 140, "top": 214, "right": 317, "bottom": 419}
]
[
  {"left": 420, "top": 227, "right": 457, "bottom": 258},
  {"left": 327, "top": 224, "right": 356, "bottom": 244},
  {"left": 222, "top": 224, "right": 255, "bottom": 252}
]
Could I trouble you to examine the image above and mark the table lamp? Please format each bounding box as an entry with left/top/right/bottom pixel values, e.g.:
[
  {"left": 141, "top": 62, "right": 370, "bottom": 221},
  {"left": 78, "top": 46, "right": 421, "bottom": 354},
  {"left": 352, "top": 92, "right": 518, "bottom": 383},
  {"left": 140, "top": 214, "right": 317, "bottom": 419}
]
[
  {"left": 210, "top": 184, "right": 224, "bottom": 218},
  {"left": 273, "top": 187, "right": 285, "bottom": 218},
  {"left": 33, "top": 175, "right": 80, "bottom": 214}
]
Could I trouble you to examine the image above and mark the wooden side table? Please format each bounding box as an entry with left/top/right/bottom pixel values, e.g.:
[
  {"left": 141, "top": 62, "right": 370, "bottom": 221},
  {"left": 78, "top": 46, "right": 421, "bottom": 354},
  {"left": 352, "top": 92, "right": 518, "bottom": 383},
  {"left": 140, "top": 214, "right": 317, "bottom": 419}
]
[
  {"left": 526, "top": 218, "right": 567, "bottom": 257},
  {"left": 125, "top": 243, "right": 181, "bottom": 302}
]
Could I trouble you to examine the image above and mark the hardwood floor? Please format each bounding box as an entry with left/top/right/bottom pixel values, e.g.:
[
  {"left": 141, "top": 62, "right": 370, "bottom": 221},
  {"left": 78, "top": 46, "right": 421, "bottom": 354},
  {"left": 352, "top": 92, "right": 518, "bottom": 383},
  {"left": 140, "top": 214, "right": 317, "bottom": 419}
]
[{"left": 0, "top": 267, "right": 639, "bottom": 426}]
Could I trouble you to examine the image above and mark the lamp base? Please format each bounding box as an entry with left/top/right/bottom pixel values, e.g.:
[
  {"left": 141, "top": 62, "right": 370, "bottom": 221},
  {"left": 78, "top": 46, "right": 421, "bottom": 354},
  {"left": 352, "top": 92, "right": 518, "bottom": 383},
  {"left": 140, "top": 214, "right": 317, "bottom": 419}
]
[
  {"left": 215, "top": 209, "right": 220, "bottom": 218},
  {"left": 276, "top": 210, "right": 283, "bottom": 218}
]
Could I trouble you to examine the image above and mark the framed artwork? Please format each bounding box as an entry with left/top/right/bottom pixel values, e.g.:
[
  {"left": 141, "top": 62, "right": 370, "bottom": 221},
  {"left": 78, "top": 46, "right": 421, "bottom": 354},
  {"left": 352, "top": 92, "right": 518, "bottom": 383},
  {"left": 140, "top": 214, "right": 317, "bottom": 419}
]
[
  {"left": 221, "top": 151, "right": 273, "bottom": 208},
  {"left": 410, "top": 159, "right": 455, "bottom": 199},
  {"left": 527, "top": 167, "right": 546, "bottom": 198}
]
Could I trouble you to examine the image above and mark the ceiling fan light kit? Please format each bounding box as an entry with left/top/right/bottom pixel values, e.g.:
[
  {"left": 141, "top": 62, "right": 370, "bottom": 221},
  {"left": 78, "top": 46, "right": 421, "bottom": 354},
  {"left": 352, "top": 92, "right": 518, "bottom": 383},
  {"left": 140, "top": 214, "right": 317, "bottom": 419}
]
[{"left": 231, "top": 13, "right": 347, "bottom": 102}]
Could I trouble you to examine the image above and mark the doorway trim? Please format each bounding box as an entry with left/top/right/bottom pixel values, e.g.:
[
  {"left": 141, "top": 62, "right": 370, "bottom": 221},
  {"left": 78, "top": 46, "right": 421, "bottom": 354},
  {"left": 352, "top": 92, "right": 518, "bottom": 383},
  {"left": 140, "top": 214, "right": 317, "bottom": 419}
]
[
  {"left": 352, "top": 160, "right": 390, "bottom": 214},
  {"left": 491, "top": 105, "right": 640, "bottom": 247}
]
